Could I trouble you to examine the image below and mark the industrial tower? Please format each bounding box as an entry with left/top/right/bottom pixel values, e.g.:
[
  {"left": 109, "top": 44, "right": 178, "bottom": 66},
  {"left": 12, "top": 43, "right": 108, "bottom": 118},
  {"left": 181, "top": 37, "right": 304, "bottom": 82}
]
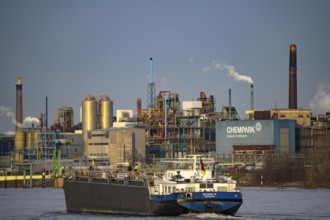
[{"left": 147, "top": 58, "right": 156, "bottom": 109}]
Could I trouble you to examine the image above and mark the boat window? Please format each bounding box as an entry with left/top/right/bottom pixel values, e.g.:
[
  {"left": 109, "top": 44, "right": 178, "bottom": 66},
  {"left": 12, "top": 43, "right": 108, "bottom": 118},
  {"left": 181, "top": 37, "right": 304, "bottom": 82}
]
[
  {"left": 217, "top": 186, "right": 228, "bottom": 192},
  {"left": 186, "top": 187, "right": 196, "bottom": 192}
]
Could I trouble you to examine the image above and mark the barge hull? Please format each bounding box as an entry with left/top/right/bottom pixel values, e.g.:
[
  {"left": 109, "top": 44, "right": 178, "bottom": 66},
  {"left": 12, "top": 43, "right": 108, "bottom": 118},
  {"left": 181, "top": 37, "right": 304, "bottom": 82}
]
[{"left": 63, "top": 181, "right": 187, "bottom": 216}]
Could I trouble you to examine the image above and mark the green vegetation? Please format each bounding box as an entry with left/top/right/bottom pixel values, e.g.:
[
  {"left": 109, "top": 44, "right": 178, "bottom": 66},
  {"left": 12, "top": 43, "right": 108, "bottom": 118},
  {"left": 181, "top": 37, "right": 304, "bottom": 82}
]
[{"left": 248, "top": 147, "right": 330, "bottom": 188}]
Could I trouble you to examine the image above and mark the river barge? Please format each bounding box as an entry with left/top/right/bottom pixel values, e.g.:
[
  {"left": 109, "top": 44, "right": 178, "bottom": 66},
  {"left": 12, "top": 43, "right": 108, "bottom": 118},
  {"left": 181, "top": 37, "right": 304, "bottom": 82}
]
[{"left": 63, "top": 155, "right": 242, "bottom": 216}]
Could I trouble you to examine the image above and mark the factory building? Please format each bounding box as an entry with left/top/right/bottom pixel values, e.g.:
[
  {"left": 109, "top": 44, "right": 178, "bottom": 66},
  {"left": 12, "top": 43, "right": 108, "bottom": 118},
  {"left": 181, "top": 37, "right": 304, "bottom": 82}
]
[
  {"left": 58, "top": 133, "right": 83, "bottom": 159},
  {"left": 216, "top": 120, "right": 296, "bottom": 154},
  {"left": 0, "top": 135, "right": 14, "bottom": 167},
  {"left": 86, "top": 127, "right": 145, "bottom": 166},
  {"left": 143, "top": 91, "right": 217, "bottom": 162},
  {"left": 254, "top": 109, "right": 311, "bottom": 127},
  {"left": 82, "top": 95, "right": 113, "bottom": 156},
  {"left": 113, "top": 109, "right": 140, "bottom": 128},
  {"left": 54, "top": 106, "right": 74, "bottom": 132}
]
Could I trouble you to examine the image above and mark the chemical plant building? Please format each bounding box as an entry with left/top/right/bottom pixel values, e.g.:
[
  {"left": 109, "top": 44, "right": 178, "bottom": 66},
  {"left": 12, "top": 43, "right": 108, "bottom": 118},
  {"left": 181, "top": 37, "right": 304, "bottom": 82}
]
[
  {"left": 1, "top": 45, "right": 330, "bottom": 172},
  {"left": 216, "top": 120, "right": 296, "bottom": 154}
]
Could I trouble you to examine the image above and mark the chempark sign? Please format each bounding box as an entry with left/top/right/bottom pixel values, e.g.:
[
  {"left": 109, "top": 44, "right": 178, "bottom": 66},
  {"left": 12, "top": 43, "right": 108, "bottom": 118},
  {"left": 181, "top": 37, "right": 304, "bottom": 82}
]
[{"left": 226, "top": 122, "right": 262, "bottom": 138}]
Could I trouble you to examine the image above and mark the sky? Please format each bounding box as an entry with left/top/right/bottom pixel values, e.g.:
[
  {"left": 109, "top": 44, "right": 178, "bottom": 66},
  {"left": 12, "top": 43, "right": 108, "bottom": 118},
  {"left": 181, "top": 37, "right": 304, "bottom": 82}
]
[{"left": 1, "top": 0, "right": 330, "bottom": 135}]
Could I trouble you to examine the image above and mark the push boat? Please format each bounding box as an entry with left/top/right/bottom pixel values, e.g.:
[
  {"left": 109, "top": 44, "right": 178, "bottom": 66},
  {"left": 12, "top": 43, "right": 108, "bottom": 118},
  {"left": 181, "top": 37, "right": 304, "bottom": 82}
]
[{"left": 63, "top": 155, "right": 243, "bottom": 216}]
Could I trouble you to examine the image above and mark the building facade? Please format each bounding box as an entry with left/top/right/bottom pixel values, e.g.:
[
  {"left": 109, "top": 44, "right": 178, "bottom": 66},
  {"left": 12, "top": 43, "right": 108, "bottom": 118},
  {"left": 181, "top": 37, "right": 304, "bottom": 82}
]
[
  {"left": 216, "top": 120, "right": 296, "bottom": 154},
  {"left": 86, "top": 127, "right": 145, "bottom": 165}
]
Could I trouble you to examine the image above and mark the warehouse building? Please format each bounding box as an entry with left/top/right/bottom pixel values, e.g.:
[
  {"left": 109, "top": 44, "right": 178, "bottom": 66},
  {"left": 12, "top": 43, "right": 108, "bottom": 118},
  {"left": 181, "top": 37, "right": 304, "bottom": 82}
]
[{"left": 216, "top": 120, "right": 296, "bottom": 154}]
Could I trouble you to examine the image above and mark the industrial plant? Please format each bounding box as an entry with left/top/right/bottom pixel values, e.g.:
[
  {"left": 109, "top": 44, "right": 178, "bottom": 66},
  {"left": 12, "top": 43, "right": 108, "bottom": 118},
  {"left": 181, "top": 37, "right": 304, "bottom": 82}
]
[{"left": 0, "top": 44, "right": 329, "bottom": 188}]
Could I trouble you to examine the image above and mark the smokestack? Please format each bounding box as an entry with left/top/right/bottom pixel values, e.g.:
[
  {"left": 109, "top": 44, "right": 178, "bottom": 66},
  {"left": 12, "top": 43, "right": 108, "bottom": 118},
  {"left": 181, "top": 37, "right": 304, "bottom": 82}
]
[
  {"left": 45, "top": 96, "right": 48, "bottom": 129},
  {"left": 137, "top": 97, "right": 142, "bottom": 121},
  {"left": 251, "top": 84, "right": 254, "bottom": 110},
  {"left": 16, "top": 77, "right": 23, "bottom": 131},
  {"left": 229, "top": 88, "right": 232, "bottom": 119},
  {"left": 289, "top": 44, "right": 297, "bottom": 109}
]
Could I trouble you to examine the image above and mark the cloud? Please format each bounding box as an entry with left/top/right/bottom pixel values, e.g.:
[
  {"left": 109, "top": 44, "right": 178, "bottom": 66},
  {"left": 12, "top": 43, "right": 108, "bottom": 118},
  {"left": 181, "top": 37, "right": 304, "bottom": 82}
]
[
  {"left": 309, "top": 83, "right": 330, "bottom": 114},
  {"left": 202, "top": 66, "right": 210, "bottom": 73}
]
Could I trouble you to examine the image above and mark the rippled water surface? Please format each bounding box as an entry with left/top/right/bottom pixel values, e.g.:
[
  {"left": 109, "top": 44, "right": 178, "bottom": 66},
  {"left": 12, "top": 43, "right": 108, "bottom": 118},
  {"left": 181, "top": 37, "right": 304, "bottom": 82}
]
[{"left": 1, "top": 187, "right": 329, "bottom": 220}]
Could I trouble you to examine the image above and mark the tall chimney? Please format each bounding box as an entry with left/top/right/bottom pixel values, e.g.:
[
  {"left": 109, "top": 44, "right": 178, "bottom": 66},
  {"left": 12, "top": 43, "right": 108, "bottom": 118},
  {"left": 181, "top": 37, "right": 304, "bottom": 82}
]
[
  {"left": 229, "top": 88, "right": 232, "bottom": 119},
  {"left": 289, "top": 44, "right": 297, "bottom": 109},
  {"left": 137, "top": 97, "right": 142, "bottom": 121},
  {"left": 16, "top": 77, "right": 23, "bottom": 131},
  {"left": 251, "top": 84, "right": 254, "bottom": 110}
]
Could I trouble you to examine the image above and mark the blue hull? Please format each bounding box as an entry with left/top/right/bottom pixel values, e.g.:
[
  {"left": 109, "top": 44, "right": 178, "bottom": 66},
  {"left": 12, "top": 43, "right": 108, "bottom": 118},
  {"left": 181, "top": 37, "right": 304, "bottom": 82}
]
[{"left": 150, "top": 191, "right": 242, "bottom": 215}]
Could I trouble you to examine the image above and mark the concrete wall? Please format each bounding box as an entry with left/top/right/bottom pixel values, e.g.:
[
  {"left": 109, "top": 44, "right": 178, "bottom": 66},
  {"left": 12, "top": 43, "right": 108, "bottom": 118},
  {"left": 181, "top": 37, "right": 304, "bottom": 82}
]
[{"left": 60, "top": 133, "right": 83, "bottom": 158}]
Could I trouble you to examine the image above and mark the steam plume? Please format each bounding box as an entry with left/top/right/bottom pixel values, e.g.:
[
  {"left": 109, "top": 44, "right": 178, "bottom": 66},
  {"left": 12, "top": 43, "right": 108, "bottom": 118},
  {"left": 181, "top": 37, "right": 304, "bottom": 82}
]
[
  {"left": 212, "top": 61, "right": 253, "bottom": 84},
  {"left": 309, "top": 83, "right": 330, "bottom": 114},
  {"left": 189, "top": 57, "right": 194, "bottom": 65},
  {"left": 0, "top": 106, "right": 40, "bottom": 128},
  {"left": 162, "top": 77, "right": 168, "bottom": 89}
]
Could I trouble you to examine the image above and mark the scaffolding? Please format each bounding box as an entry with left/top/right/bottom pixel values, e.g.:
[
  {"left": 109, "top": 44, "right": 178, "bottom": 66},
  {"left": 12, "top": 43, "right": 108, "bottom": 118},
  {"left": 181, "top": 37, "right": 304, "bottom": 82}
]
[
  {"left": 54, "top": 106, "right": 74, "bottom": 132},
  {"left": 37, "top": 130, "right": 57, "bottom": 159},
  {"left": 144, "top": 91, "right": 216, "bottom": 162}
]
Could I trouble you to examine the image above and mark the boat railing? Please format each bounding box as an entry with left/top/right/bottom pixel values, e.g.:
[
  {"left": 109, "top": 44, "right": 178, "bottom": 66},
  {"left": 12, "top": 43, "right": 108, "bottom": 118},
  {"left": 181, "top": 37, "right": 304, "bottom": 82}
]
[{"left": 69, "top": 171, "right": 150, "bottom": 187}]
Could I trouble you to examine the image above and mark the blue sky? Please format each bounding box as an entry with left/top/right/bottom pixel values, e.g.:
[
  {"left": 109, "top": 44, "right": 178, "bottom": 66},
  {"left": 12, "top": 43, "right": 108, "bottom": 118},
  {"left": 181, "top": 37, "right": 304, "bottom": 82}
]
[{"left": 1, "top": 0, "right": 330, "bottom": 134}]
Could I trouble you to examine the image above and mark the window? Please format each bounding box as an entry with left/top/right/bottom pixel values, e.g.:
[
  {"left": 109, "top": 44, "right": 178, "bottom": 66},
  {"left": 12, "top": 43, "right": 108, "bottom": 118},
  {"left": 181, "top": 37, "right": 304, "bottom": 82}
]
[
  {"left": 92, "top": 134, "right": 106, "bottom": 137},
  {"left": 94, "top": 143, "right": 109, "bottom": 146}
]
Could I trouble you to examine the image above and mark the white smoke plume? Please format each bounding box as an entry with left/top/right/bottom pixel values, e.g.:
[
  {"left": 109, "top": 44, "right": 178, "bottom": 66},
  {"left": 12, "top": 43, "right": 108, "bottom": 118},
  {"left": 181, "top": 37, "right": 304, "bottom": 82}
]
[
  {"left": 0, "top": 106, "right": 40, "bottom": 128},
  {"left": 0, "top": 106, "right": 16, "bottom": 125},
  {"left": 199, "top": 60, "right": 253, "bottom": 84},
  {"left": 189, "top": 57, "right": 194, "bottom": 65},
  {"left": 211, "top": 61, "right": 253, "bottom": 84},
  {"left": 309, "top": 83, "right": 330, "bottom": 114},
  {"left": 4, "top": 131, "right": 15, "bottom": 136},
  {"left": 162, "top": 77, "right": 168, "bottom": 89}
]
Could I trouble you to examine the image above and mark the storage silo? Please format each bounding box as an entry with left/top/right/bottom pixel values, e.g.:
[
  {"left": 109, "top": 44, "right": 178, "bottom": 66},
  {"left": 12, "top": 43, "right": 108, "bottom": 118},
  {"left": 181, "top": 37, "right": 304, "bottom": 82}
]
[
  {"left": 99, "top": 95, "right": 113, "bottom": 129},
  {"left": 26, "top": 130, "right": 32, "bottom": 147},
  {"left": 15, "top": 131, "right": 25, "bottom": 162},
  {"left": 82, "top": 95, "right": 98, "bottom": 155}
]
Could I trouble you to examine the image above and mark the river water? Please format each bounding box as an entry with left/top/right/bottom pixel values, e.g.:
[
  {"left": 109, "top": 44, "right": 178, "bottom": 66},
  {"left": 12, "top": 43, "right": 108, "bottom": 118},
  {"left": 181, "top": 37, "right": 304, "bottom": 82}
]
[{"left": 1, "top": 187, "right": 329, "bottom": 220}]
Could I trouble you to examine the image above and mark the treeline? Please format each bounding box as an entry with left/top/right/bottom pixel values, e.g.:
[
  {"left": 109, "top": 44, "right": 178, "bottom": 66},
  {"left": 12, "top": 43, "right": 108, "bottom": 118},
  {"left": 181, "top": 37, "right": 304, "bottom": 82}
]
[{"left": 252, "top": 147, "right": 330, "bottom": 188}]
